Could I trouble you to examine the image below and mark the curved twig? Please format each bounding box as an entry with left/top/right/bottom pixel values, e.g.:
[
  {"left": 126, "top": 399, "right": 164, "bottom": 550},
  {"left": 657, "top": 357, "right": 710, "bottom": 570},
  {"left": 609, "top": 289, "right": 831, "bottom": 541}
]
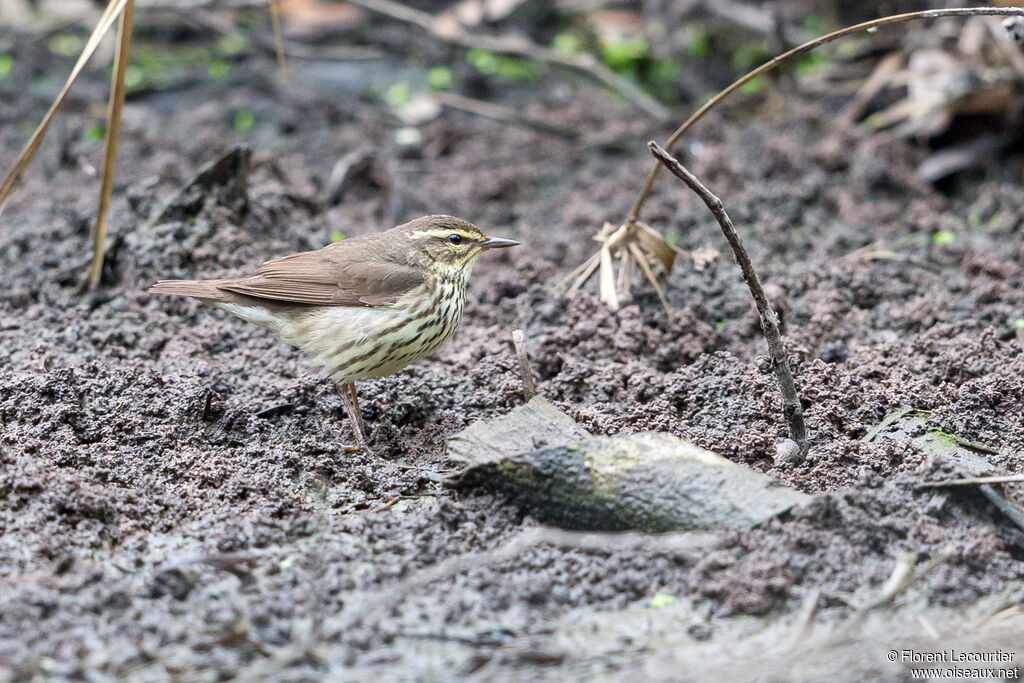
[{"left": 627, "top": 6, "right": 1024, "bottom": 224}]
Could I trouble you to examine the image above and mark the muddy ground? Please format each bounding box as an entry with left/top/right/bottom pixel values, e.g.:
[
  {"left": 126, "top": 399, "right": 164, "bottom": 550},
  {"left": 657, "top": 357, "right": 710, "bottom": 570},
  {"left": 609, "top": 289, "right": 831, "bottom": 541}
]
[{"left": 2, "top": 11, "right": 1024, "bottom": 681}]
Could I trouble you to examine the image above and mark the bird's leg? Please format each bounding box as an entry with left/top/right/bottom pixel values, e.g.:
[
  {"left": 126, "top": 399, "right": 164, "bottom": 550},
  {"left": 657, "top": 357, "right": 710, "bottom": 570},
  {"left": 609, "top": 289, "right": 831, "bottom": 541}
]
[
  {"left": 348, "top": 382, "right": 369, "bottom": 442},
  {"left": 335, "top": 381, "right": 365, "bottom": 451}
]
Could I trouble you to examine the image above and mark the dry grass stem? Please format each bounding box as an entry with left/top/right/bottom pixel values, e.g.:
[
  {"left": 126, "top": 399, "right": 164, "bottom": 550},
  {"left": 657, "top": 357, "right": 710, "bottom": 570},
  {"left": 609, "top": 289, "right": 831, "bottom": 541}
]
[
  {"left": 89, "top": 0, "right": 135, "bottom": 291},
  {"left": 0, "top": 0, "right": 130, "bottom": 216},
  {"left": 648, "top": 141, "right": 807, "bottom": 454},
  {"left": 267, "top": 0, "right": 288, "bottom": 79}
]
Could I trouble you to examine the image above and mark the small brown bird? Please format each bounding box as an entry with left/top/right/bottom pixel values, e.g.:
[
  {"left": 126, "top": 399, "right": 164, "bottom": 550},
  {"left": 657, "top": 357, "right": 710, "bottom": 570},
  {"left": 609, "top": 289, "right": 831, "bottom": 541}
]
[{"left": 150, "top": 215, "right": 518, "bottom": 449}]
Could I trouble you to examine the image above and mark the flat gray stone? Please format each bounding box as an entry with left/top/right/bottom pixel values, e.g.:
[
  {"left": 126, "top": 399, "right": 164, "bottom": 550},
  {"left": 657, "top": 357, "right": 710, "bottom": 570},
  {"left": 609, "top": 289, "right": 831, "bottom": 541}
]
[{"left": 449, "top": 397, "right": 811, "bottom": 532}]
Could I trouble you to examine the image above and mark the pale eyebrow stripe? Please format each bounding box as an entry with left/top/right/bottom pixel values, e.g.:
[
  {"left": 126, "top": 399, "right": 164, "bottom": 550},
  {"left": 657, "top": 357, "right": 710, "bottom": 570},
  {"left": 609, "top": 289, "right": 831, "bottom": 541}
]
[{"left": 409, "top": 229, "right": 480, "bottom": 241}]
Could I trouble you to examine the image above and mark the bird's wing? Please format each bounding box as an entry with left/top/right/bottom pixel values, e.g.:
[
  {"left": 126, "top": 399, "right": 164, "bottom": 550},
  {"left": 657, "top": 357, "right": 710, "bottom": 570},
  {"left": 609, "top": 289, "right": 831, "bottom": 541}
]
[{"left": 217, "top": 238, "right": 426, "bottom": 307}]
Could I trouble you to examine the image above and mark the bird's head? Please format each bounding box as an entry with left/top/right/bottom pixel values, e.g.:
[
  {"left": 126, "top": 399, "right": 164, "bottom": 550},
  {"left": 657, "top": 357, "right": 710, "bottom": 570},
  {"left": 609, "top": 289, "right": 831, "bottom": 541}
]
[{"left": 398, "top": 215, "right": 519, "bottom": 276}]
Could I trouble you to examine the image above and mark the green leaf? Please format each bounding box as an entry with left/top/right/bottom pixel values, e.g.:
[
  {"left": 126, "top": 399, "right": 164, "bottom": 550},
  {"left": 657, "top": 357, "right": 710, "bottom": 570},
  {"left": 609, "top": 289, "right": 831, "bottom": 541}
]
[
  {"left": 468, "top": 47, "right": 499, "bottom": 73},
  {"left": 495, "top": 59, "right": 536, "bottom": 81},
  {"left": 732, "top": 42, "right": 768, "bottom": 72},
  {"left": 208, "top": 60, "right": 231, "bottom": 80},
  {"left": 467, "top": 48, "right": 536, "bottom": 81},
  {"left": 0, "top": 54, "right": 13, "bottom": 78},
  {"left": 233, "top": 110, "right": 255, "bottom": 132},
  {"left": 552, "top": 31, "right": 581, "bottom": 55},
  {"left": 427, "top": 66, "right": 452, "bottom": 90},
  {"left": 650, "top": 59, "right": 680, "bottom": 85},
  {"left": 85, "top": 122, "right": 105, "bottom": 144},
  {"left": 739, "top": 76, "right": 767, "bottom": 95},
  {"left": 602, "top": 37, "right": 648, "bottom": 72},
  {"left": 330, "top": 231, "right": 347, "bottom": 242},
  {"left": 687, "top": 26, "right": 709, "bottom": 58},
  {"left": 932, "top": 230, "right": 956, "bottom": 246},
  {"left": 385, "top": 81, "right": 411, "bottom": 107},
  {"left": 216, "top": 34, "right": 247, "bottom": 56},
  {"left": 124, "top": 64, "right": 144, "bottom": 90},
  {"left": 48, "top": 34, "right": 84, "bottom": 57},
  {"left": 649, "top": 593, "right": 676, "bottom": 608},
  {"left": 795, "top": 52, "right": 831, "bottom": 78},
  {"left": 1011, "top": 319, "right": 1024, "bottom": 330}
]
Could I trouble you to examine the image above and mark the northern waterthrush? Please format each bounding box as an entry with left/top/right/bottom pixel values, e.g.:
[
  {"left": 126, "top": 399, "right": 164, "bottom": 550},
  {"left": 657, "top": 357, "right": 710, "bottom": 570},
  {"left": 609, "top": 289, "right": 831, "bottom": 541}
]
[{"left": 150, "top": 215, "right": 519, "bottom": 449}]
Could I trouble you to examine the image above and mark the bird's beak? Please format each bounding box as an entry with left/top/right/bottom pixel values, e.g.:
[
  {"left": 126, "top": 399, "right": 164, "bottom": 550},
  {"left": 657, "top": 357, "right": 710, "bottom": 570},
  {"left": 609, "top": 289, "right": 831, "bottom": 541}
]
[{"left": 479, "top": 236, "right": 520, "bottom": 249}]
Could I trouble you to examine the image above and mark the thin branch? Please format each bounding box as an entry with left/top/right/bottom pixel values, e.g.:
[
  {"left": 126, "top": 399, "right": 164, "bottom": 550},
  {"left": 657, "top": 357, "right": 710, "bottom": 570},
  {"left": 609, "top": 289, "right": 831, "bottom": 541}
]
[
  {"left": 345, "top": 0, "right": 669, "bottom": 120},
  {"left": 975, "top": 483, "right": 1024, "bottom": 534},
  {"left": 626, "top": 7, "right": 1024, "bottom": 225},
  {"left": 89, "top": 0, "right": 135, "bottom": 290},
  {"left": 648, "top": 141, "right": 807, "bottom": 455},
  {"left": 433, "top": 91, "right": 578, "bottom": 139}
]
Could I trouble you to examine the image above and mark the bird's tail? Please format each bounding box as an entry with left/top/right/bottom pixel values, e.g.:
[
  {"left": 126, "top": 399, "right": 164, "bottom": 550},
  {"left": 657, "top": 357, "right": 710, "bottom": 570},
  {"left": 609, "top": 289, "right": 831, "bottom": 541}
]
[{"left": 148, "top": 279, "right": 228, "bottom": 302}]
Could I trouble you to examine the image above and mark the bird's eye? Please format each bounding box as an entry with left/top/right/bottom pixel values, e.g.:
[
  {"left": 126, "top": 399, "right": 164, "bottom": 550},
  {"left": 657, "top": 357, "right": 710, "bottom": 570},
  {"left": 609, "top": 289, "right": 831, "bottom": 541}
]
[{"left": 447, "top": 234, "right": 463, "bottom": 245}]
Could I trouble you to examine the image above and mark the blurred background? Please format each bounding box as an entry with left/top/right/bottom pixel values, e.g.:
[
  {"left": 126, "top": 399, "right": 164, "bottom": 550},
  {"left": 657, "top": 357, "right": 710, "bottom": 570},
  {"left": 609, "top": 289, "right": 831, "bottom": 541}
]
[{"left": 2, "top": 0, "right": 1023, "bottom": 200}]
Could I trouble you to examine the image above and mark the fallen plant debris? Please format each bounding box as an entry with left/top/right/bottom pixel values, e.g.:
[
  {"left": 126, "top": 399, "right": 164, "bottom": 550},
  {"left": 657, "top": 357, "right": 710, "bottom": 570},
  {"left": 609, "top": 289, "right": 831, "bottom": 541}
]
[
  {"left": 557, "top": 219, "right": 678, "bottom": 314},
  {"left": 448, "top": 397, "right": 810, "bottom": 532},
  {"left": 566, "top": 6, "right": 1024, "bottom": 311}
]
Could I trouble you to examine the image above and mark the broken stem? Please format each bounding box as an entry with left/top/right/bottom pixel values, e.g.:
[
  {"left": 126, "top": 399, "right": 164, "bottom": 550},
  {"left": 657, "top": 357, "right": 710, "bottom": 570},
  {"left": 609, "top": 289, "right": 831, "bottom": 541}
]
[
  {"left": 512, "top": 329, "right": 537, "bottom": 401},
  {"left": 627, "top": 6, "right": 1024, "bottom": 225},
  {"left": 648, "top": 141, "right": 807, "bottom": 455}
]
